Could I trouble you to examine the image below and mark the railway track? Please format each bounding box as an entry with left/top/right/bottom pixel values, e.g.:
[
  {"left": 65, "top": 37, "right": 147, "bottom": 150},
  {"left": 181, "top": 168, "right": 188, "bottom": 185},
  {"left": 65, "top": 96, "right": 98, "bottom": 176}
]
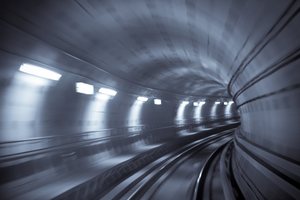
[{"left": 98, "top": 129, "right": 235, "bottom": 200}]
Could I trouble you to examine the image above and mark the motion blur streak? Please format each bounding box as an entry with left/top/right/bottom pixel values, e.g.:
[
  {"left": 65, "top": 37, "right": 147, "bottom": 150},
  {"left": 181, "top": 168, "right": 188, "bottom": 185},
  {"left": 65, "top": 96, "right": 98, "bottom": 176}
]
[
  {"left": 193, "top": 102, "right": 204, "bottom": 123},
  {"left": 128, "top": 100, "right": 144, "bottom": 127},
  {"left": 83, "top": 96, "right": 109, "bottom": 133},
  {"left": 175, "top": 101, "right": 189, "bottom": 126},
  {"left": 0, "top": 0, "right": 299, "bottom": 199},
  {"left": 225, "top": 102, "right": 234, "bottom": 117}
]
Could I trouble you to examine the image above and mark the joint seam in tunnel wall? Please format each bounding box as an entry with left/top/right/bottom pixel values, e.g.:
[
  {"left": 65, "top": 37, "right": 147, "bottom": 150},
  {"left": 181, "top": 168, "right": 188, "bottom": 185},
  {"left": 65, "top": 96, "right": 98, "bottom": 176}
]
[
  {"left": 228, "top": 1, "right": 299, "bottom": 94},
  {"left": 236, "top": 82, "right": 300, "bottom": 109},
  {"left": 232, "top": 46, "right": 300, "bottom": 101},
  {"left": 0, "top": 18, "right": 226, "bottom": 99},
  {"left": 234, "top": 142, "right": 300, "bottom": 199},
  {"left": 232, "top": 150, "right": 266, "bottom": 200},
  {"left": 0, "top": 47, "right": 224, "bottom": 103},
  {"left": 227, "top": 0, "right": 298, "bottom": 96},
  {"left": 235, "top": 140, "right": 300, "bottom": 191},
  {"left": 73, "top": 0, "right": 94, "bottom": 18},
  {"left": 0, "top": 0, "right": 299, "bottom": 199},
  {"left": 236, "top": 130, "right": 300, "bottom": 166}
]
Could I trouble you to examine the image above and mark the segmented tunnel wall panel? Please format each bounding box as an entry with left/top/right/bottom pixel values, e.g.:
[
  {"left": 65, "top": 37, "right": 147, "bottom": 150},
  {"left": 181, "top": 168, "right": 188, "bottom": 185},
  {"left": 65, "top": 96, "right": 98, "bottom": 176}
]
[
  {"left": 0, "top": 0, "right": 299, "bottom": 199},
  {"left": 228, "top": 1, "right": 300, "bottom": 198}
]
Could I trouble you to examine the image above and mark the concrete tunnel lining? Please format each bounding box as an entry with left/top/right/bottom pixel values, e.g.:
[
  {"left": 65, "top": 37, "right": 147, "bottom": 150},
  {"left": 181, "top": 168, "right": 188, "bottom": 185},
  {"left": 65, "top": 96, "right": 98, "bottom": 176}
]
[{"left": 0, "top": 0, "right": 299, "bottom": 199}]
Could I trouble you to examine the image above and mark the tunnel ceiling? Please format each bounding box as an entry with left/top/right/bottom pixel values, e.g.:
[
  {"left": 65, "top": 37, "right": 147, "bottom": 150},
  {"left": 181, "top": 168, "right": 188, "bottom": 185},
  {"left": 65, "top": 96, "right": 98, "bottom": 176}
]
[{"left": 0, "top": 0, "right": 289, "bottom": 98}]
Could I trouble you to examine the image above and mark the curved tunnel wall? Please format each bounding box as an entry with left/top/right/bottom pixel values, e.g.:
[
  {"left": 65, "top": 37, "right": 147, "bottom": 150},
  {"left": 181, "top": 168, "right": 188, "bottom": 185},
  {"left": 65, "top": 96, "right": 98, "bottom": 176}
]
[
  {"left": 0, "top": 0, "right": 299, "bottom": 199},
  {"left": 0, "top": 56, "right": 238, "bottom": 197},
  {"left": 227, "top": 1, "right": 300, "bottom": 199},
  {"left": 0, "top": 60, "right": 236, "bottom": 142},
  {"left": 0, "top": 53, "right": 238, "bottom": 199}
]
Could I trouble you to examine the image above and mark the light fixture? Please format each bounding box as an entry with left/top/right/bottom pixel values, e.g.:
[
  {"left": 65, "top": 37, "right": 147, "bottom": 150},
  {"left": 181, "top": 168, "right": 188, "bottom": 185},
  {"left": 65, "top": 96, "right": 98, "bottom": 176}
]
[
  {"left": 199, "top": 101, "right": 206, "bottom": 105},
  {"left": 96, "top": 93, "right": 111, "bottom": 100},
  {"left": 76, "top": 82, "right": 94, "bottom": 95},
  {"left": 154, "top": 99, "right": 162, "bottom": 105},
  {"left": 99, "top": 87, "right": 117, "bottom": 96},
  {"left": 182, "top": 101, "right": 189, "bottom": 105},
  {"left": 19, "top": 63, "right": 62, "bottom": 81},
  {"left": 229, "top": 101, "right": 234, "bottom": 104},
  {"left": 215, "top": 101, "right": 221, "bottom": 104},
  {"left": 224, "top": 102, "right": 228, "bottom": 105},
  {"left": 193, "top": 102, "right": 199, "bottom": 107},
  {"left": 137, "top": 96, "right": 148, "bottom": 102}
]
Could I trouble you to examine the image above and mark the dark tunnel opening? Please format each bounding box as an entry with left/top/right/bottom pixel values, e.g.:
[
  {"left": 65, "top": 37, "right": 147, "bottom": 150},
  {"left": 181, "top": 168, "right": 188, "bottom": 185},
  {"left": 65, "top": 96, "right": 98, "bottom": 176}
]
[{"left": 0, "top": 0, "right": 299, "bottom": 199}]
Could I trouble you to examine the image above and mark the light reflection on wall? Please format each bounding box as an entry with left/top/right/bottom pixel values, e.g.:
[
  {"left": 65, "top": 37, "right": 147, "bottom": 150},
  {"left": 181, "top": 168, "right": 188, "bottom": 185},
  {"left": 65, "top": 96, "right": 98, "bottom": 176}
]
[
  {"left": 82, "top": 93, "right": 109, "bottom": 134},
  {"left": 175, "top": 102, "right": 189, "bottom": 125},
  {"left": 225, "top": 102, "right": 234, "bottom": 117},
  {"left": 194, "top": 104, "right": 204, "bottom": 123},
  {"left": 15, "top": 72, "right": 52, "bottom": 87},
  {"left": 0, "top": 72, "right": 51, "bottom": 141},
  {"left": 210, "top": 103, "right": 219, "bottom": 120},
  {"left": 128, "top": 100, "right": 144, "bottom": 127}
]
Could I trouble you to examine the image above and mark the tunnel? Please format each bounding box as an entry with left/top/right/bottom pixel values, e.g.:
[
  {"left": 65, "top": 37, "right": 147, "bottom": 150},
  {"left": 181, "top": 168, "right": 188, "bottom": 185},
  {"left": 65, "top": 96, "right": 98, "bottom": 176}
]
[{"left": 0, "top": 0, "right": 299, "bottom": 199}]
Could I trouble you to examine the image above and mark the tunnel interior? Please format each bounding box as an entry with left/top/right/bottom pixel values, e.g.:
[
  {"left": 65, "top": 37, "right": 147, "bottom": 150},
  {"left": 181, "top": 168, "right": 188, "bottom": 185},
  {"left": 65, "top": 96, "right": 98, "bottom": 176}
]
[{"left": 0, "top": 0, "right": 299, "bottom": 199}]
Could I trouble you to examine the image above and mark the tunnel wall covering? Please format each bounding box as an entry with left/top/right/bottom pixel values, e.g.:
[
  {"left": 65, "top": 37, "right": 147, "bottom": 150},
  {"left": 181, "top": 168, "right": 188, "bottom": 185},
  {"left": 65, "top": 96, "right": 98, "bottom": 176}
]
[
  {"left": 0, "top": 62, "right": 235, "bottom": 141},
  {"left": 0, "top": 0, "right": 299, "bottom": 199},
  {"left": 228, "top": 1, "right": 300, "bottom": 199},
  {"left": 0, "top": 55, "right": 237, "bottom": 198},
  {"left": 0, "top": 1, "right": 240, "bottom": 193},
  {"left": 0, "top": 19, "right": 236, "bottom": 142}
]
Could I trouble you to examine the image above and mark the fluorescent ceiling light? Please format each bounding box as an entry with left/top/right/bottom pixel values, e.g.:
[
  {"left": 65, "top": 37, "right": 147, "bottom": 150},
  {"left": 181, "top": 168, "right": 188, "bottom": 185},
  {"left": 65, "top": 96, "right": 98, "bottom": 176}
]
[
  {"left": 96, "top": 93, "right": 111, "bottom": 100},
  {"left": 182, "top": 101, "right": 189, "bottom": 105},
  {"left": 19, "top": 63, "right": 62, "bottom": 81},
  {"left": 224, "top": 102, "right": 228, "bottom": 105},
  {"left": 193, "top": 102, "right": 199, "bottom": 106},
  {"left": 154, "top": 99, "right": 162, "bottom": 105},
  {"left": 137, "top": 96, "right": 148, "bottom": 102},
  {"left": 99, "top": 87, "right": 117, "bottom": 96},
  {"left": 215, "top": 101, "right": 221, "bottom": 104},
  {"left": 76, "top": 82, "right": 94, "bottom": 95},
  {"left": 199, "top": 101, "right": 206, "bottom": 105},
  {"left": 229, "top": 101, "right": 234, "bottom": 104}
]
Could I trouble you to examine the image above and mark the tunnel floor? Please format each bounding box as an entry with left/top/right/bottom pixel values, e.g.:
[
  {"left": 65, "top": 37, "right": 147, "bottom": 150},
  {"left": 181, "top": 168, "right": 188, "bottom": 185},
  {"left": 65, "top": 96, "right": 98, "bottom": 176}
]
[{"left": 0, "top": 122, "right": 241, "bottom": 200}]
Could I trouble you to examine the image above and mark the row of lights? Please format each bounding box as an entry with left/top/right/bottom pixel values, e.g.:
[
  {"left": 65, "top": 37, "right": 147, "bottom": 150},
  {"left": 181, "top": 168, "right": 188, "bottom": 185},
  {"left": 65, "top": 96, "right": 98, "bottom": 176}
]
[
  {"left": 75, "top": 83, "right": 162, "bottom": 104},
  {"left": 19, "top": 63, "right": 163, "bottom": 104},
  {"left": 181, "top": 101, "right": 205, "bottom": 106},
  {"left": 181, "top": 100, "right": 233, "bottom": 107},
  {"left": 19, "top": 63, "right": 234, "bottom": 106},
  {"left": 214, "top": 101, "right": 234, "bottom": 105}
]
